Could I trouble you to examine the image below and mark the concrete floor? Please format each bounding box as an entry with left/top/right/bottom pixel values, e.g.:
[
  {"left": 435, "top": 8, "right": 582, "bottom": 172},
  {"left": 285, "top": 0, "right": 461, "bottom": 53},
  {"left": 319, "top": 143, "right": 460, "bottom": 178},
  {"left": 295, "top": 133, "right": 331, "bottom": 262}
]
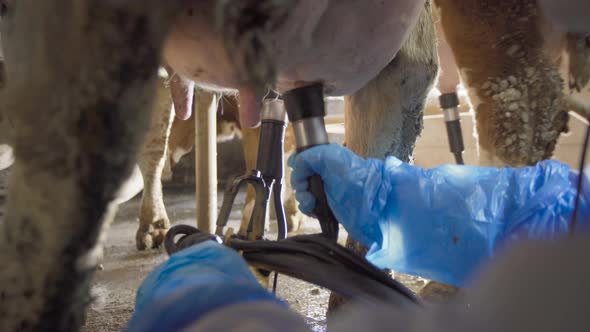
[{"left": 82, "top": 187, "right": 337, "bottom": 332}]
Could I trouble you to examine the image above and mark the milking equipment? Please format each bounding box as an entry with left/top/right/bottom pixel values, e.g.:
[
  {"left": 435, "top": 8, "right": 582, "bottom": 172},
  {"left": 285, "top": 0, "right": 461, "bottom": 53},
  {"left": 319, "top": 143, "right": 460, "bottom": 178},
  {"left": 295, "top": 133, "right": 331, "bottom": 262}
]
[
  {"left": 282, "top": 84, "right": 340, "bottom": 241},
  {"left": 214, "top": 95, "right": 289, "bottom": 242},
  {"left": 165, "top": 92, "right": 290, "bottom": 289},
  {"left": 439, "top": 92, "right": 465, "bottom": 165},
  {"left": 164, "top": 83, "right": 420, "bottom": 307}
]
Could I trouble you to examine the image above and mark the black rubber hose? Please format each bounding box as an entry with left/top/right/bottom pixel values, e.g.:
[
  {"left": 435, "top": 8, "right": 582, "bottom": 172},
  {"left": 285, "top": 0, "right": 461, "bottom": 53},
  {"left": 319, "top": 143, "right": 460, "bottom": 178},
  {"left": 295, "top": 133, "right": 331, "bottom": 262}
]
[
  {"left": 229, "top": 235, "right": 420, "bottom": 304},
  {"left": 165, "top": 224, "right": 221, "bottom": 255},
  {"left": 308, "top": 175, "right": 340, "bottom": 240},
  {"left": 445, "top": 120, "right": 465, "bottom": 165},
  {"left": 245, "top": 253, "right": 415, "bottom": 307},
  {"left": 439, "top": 92, "right": 465, "bottom": 165},
  {"left": 165, "top": 224, "right": 199, "bottom": 255},
  {"left": 166, "top": 231, "right": 420, "bottom": 307}
]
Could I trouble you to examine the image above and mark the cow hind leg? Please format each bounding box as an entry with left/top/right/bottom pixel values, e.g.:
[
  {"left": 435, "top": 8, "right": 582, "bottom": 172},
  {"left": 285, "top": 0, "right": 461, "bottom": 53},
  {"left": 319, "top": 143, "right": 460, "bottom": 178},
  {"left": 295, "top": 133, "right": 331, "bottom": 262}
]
[
  {"left": 136, "top": 78, "right": 175, "bottom": 250},
  {"left": 0, "top": 2, "right": 175, "bottom": 329},
  {"left": 328, "top": 0, "right": 438, "bottom": 316},
  {"left": 282, "top": 125, "right": 304, "bottom": 234}
]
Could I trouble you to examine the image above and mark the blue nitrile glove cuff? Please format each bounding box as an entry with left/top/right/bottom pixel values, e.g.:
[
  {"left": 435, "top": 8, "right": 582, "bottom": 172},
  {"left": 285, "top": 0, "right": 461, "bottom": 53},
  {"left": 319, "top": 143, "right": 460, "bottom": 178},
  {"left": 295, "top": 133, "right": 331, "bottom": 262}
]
[
  {"left": 126, "top": 241, "right": 283, "bottom": 332},
  {"left": 367, "top": 159, "right": 590, "bottom": 286}
]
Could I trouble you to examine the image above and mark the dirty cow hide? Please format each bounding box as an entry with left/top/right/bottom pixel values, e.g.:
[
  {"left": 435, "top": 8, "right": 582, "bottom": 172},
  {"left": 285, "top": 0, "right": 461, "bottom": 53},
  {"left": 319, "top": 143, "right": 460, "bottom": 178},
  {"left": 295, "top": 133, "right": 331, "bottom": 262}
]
[
  {"left": 0, "top": 0, "right": 181, "bottom": 330},
  {"left": 435, "top": 0, "right": 574, "bottom": 166}
]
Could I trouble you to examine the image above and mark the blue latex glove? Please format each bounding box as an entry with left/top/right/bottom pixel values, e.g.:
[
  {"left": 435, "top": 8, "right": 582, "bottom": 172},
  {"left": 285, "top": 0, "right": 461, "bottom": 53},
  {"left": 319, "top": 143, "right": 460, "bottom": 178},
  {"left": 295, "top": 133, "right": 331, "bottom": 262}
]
[
  {"left": 289, "top": 144, "right": 590, "bottom": 286},
  {"left": 288, "top": 144, "right": 389, "bottom": 247},
  {"left": 126, "top": 241, "right": 282, "bottom": 332}
]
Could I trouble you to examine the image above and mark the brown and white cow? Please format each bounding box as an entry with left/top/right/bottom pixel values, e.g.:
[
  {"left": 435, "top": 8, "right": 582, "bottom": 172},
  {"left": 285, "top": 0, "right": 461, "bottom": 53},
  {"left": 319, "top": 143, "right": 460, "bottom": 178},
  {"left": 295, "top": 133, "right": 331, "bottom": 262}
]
[{"left": 434, "top": 0, "right": 590, "bottom": 167}]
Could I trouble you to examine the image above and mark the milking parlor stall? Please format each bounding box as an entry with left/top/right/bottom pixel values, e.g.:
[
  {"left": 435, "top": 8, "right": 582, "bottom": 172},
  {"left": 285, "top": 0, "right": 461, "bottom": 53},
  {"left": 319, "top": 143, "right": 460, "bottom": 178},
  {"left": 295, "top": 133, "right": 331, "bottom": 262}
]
[{"left": 0, "top": 0, "right": 589, "bottom": 331}]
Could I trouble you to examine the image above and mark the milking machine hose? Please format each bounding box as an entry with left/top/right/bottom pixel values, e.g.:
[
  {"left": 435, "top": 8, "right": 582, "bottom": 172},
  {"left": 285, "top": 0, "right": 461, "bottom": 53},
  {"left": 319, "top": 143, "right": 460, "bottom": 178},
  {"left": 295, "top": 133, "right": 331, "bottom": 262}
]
[{"left": 165, "top": 225, "right": 421, "bottom": 307}]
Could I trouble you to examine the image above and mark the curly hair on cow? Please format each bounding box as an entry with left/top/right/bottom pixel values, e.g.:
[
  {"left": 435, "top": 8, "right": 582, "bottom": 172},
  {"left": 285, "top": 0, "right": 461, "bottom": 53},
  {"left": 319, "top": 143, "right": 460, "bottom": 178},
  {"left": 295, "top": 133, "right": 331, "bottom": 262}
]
[{"left": 215, "top": 0, "right": 294, "bottom": 93}]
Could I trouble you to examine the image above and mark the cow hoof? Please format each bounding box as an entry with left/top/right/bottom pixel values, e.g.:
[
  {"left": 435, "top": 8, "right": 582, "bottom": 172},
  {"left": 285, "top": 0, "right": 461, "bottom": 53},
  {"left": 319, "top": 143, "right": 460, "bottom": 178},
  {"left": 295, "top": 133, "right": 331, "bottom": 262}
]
[
  {"left": 286, "top": 211, "right": 304, "bottom": 234},
  {"left": 136, "top": 221, "right": 169, "bottom": 250}
]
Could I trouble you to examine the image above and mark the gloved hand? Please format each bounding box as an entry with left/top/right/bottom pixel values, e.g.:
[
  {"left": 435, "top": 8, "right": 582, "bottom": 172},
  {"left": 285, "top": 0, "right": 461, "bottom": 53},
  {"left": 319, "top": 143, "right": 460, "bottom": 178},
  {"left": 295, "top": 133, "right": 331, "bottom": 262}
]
[
  {"left": 289, "top": 144, "right": 590, "bottom": 286},
  {"left": 126, "top": 241, "right": 282, "bottom": 332},
  {"left": 288, "top": 144, "right": 390, "bottom": 247}
]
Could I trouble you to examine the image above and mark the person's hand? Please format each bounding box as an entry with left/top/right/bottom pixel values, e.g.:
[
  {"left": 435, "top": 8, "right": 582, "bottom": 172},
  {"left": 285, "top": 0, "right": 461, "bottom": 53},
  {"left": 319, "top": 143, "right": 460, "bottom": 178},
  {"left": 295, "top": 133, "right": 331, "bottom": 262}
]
[
  {"left": 288, "top": 144, "right": 392, "bottom": 246},
  {"left": 127, "top": 241, "right": 280, "bottom": 332}
]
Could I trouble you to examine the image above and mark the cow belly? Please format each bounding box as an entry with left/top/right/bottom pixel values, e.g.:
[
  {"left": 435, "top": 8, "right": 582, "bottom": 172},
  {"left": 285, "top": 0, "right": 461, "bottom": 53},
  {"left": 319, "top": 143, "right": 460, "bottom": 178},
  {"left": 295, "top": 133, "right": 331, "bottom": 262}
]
[
  {"left": 274, "top": 0, "right": 425, "bottom": 95},
  {"left": 164, "top": 0, "right": 425, "bottom": 96}
]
